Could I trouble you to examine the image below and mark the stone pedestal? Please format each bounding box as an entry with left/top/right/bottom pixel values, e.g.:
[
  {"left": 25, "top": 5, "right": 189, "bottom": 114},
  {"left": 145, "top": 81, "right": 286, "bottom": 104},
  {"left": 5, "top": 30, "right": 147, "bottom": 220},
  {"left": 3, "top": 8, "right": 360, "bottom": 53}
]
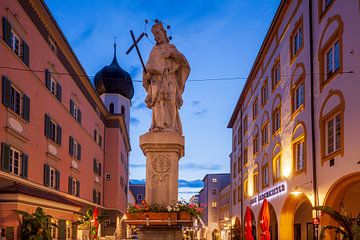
[
  {"left": 139, "top": 132, "right": 184, "bottom": 206},
  {"left": 138, "top": 226, "right": 182, "bottom": 240}
]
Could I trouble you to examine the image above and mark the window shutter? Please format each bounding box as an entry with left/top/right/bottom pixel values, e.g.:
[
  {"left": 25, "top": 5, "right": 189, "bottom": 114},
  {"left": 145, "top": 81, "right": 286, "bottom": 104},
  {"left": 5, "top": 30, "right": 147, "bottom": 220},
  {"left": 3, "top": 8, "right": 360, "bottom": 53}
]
[
  {"left": 2, "top": 76, "right": 11, "bottom": 107},
  {"left": 77, "top": 143, "right": 81, "bottom": 161},
  {"left": 55, "top": 170, "right": 60, "bottom": 190},
  {"left": 1, "top": 143, "right": 10, "bottom": 172},
  {"left": 77, "top": 109, "right": 82, "bottom": 124},
  {"left": 44, "top": 114, "right": 50, "bottom": 137},
  {"left": 21, "top": 153, "right": 28, "bottom": 179},
  {"left": 2, "top": 17, "right": 12, "bottom": 47},
  {"left": 69, "top": 136, "right": 74, "bottom": 156},
  {"left": 93, "top": 130, "right": 96, "bottom": 141},
  {"left": 70, "top": 99, "right": 74, "bottom": 115},
  {"left": 76, "top": 181, "right": 80, "bottom": 197},
  {"left": 58, "top": 220, "right": 66, "bottom": 240},
  {"left": 22, "top": 41, "right": 29, "bottom": 66},
  {"left": 44, "top": 164, "right": 50, "bottom": 186},
  {"left": 99, "top": 135, "right": 102, "bottom": 147},
  {"left": 93, "top": 159, "right": 96, "bottom": 173},
  {"left": 22, "top": 94, "right": 30, "bottom": 122},
  {"left": 56, "top": 125, "right": 62, "bottom": 145},
  {"left": 93, "top": 189, "right": 96, "bottom": 203},
  {"left": 68, "top": 176, "right": 73, "bottom": 194},
  {"left": 99, "top": 163, "right": 102, "bottom": 176},
  {"left": 45, "top": 69, "right": 51, "bottom": 90},
  {"left": 56, "top": 83, "right": 62, "bottom": 102}
]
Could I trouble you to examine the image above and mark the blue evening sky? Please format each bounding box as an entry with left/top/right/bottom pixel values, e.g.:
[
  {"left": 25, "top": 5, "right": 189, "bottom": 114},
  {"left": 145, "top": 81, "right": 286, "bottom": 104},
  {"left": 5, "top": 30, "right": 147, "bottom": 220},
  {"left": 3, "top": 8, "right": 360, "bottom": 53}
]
[{"left": 45, "top": 0, "right": 280, "bottom": 200}]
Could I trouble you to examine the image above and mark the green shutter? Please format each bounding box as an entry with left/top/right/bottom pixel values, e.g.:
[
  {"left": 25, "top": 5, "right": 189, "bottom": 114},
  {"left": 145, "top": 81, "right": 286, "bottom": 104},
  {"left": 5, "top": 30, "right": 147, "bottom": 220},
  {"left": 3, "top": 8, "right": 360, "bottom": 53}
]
[
  {"left": 76, "top": 181, "right": 80, "bottom": 197},
  {"left": 22, "top": 41, "right": 29, "bottom": 66},
  {"left": 22, "top": 94, "right": 30, "bottom": 122},
  {"left": 69, "top": 136, "right": 74, "bottom": 156},
  {"left": 77, "top": 143, "right": 81, "bottom": 160},
  {"left": 58, "top": 219, "right": 66, "bottom": 240},
  {"left": 44, "top": 164, "right": 50, "bottom": 186},
  {"left": 2, "top": 17, "right": 12, "bottom": 47},
  {"left": 68, "top": 176, "right": 73, "bottom": 194},
  {"left": 57, "top": 125, "right": 62, "bottom": 145},
  {"left": 44, "top": 114, "right": 50, "bottom": 138},
  {"left": 56, "top": 83, "right": 62, "bottom": 102},
  {"left": 2, "top": 76, "right": 11, "bottom": 107},
  {"left": 21, "top": 153, "right": 28, "bottom": 178},
  {"left": 1, "top": 143, "right": 10, "bottom": 172},
  {"left": 45, "top": 69, "right": 51, "bottom": 90},
  {"left": 77, "top": 109, "right": 82, "bottom": 124},
  {"left": 55, "top": 170, "right": 60, "bottom": 190}
]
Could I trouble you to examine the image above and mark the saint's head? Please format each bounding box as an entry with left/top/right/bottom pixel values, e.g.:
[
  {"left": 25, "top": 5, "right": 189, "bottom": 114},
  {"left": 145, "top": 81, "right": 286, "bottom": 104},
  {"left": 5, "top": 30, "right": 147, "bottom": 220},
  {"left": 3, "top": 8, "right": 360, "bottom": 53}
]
[{"left": 151, "top": 22, "right": 169, "bottom": 45}]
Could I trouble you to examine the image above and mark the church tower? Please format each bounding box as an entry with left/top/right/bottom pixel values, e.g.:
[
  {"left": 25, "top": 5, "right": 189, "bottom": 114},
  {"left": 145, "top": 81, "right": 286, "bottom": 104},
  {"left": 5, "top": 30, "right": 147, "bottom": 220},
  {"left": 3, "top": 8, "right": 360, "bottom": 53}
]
[{"left": 94, "top": 43, "right": 134, "bottom": 129}]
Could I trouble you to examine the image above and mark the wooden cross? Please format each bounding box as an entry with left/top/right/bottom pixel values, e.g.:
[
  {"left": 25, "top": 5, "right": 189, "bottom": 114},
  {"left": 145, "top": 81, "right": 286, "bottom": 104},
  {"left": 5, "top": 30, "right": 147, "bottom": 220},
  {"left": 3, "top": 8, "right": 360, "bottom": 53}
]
[{"left": 126, "top": 30, "right": 147, "bottom": 73}]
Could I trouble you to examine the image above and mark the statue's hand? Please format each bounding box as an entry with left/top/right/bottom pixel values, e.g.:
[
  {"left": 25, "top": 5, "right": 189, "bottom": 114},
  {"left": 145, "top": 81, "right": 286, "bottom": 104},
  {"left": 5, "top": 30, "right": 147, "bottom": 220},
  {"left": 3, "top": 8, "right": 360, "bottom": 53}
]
[{"left": 143, "top": 72, "right": 151, "bottom": 81}]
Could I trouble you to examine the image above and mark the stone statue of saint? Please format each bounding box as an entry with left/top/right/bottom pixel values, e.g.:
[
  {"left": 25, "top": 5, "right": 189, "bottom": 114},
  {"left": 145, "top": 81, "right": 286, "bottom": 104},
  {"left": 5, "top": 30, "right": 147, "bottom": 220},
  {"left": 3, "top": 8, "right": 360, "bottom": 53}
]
[{"left": 143, "top": 22, "right": 190, "bottom": 134}]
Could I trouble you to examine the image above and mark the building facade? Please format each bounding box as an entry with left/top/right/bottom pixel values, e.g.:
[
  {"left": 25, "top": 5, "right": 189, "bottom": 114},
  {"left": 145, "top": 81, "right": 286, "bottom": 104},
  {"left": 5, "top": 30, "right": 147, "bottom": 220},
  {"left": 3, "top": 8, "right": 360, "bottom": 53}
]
[
  {"left": 199, "top": 173, "right": 230, "bottom": 240},
  {"left": 228, "top": 0, "right": 360, "bottom": 240},
  {"left": 219, "top": 184, "right": 231, "bottom": 240},
  {"left": 0, "top": 0, "right": 133, "bottom": 239},
  {"left": 129, "top": 183, "right": 146, "bottom": 205}
]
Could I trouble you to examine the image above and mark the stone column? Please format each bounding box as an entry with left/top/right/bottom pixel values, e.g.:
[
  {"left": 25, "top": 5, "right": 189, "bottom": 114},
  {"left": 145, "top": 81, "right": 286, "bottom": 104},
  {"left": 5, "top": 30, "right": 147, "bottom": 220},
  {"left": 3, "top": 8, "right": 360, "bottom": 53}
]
[{"left": 140, "top": 132, "right": 184, "bottom": 206}]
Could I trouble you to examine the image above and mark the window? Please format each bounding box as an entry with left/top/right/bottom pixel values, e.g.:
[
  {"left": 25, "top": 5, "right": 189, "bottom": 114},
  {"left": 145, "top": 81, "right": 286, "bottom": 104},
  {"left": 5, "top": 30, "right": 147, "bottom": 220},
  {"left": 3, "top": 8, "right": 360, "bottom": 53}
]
[
  {"left": 211, "top": 202, "right": 217, "bottom": 208},
  {"left": 45, "top": 114, "right": 62, "bottom": 145},
  {"left": 137, "top": 194, "right": 143, "bottom": 202},
  {"left": 243, "top": 116, "right": 248, "bottom": 134},
  {"left": 1, "top": 143, "right": 28, "bottom": 178},
  {"left": 44, "top": 164, "right": 59, "bottom": 190},
  {"left": 233, "top": 162, "right": 236, "bottom": 178},
  {"left": 244, "top": 148, "right": 248, "bottom": 165},
  {"left": 253, "top": 173, "right": 259, "bottom": 194},
  {"left": 51, "top": 219, "right": 58, "bottom": 240},
  {"left": 2, "top": 17, "right": 29, "bottom": 66},
  {"left": 325, "top": 41, "right": 340, "bottom": 80},
  {"left": 2, "top": 76, "right": 30, "bottom": 122},
  {"left": 93, "top": 159, "right": 102, "bottom": 176},
  {"left": 273, "top": 154, "right": 281, "bottom": 182},
  {"left": 261, "top": 80, "right": 268, "bottom": 106},
  {"left": 294, "top": 139, "right": 305, "bottom": 172},
  {"left": 262, "top": 122, "right": 269, "bottom": 146},
  {"left": 292, "top": 81, "right": 304, "bottom": 114},
  {"left": 0, "top": 227, "right": 14, "bottom": 240},
  {"left": 233, "top": 189, "right": 236, "bottom": 205},
  {"left": 272, "top": 106, "right": 281, "bottom": 134},
  {"left": 212, "top": 178, "right": 218, "bottom": 183},
  {"left": 237, "top": 186, "right": 241, "bottom": 203},
  {"left": 262, "top": 163, "right": 269, "bottom": 187},
  {"left": 326, "top": 113, "right": 341, "bottom": 156},
  {"left": 68, "top": 177, "right": 80, "bottom": 197},
  {"left": 94, "top": 130, "right": 102, "bottom": 147},
  {"left": 45, "top": 69, "right": 62, "bottom": 101},
  {"left": 272, "top": 59, "right": 281, "bottom": 89},
  {"left": 69, "top": 137, "right": 81, "bottom": 160},
  {"left": 109, "top": 102, "right": 114, "bottom": 114},
  {"left": 291, "top": 17, "right": 303, "bottom": 60},
  {"left": 244, "top": 180, "right": 248, "bottom": 199},
  {"left": 93, "top": 189, "right": 101, "bottom": 204},
  {"left": 253, "top": 98, "right": 258, "bottom": 120},
  {"left": 105, "top": 173, "right": 111, "bottom": 180},
  {"left": 70, "top": 100, "right": 81, "bottom": 124},
  {"left": 212, "top": 189, "right": 217, "bottom": 195},
  {"left": 66, "top": 222, "right": 73, "bottom": 240},
  {"left": 104, "top": 220, "right": 111, "bottom": 227},
  {"left": 253, "top": 134, "right": 259, "bottom": 155},
  {"left": 237, "top": 156, "right": 242, "bottom": 173}
]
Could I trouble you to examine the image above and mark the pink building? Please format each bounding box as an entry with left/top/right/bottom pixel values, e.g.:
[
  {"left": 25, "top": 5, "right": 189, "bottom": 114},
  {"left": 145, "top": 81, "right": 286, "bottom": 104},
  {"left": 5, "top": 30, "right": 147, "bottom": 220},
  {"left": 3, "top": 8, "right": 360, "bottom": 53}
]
[
  {"left": 0, "top": 0, "right": 132, "bottom": 239},
  {"left": 228, "top": 0, "right": 360, "bottom": 239}
]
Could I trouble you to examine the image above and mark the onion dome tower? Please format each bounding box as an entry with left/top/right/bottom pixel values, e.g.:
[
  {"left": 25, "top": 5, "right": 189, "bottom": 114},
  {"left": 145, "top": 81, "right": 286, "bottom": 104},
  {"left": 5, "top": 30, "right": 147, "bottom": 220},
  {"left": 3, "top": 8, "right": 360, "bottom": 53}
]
[{"left": 94, "top": 43, "right": 134, "bottom": 129}]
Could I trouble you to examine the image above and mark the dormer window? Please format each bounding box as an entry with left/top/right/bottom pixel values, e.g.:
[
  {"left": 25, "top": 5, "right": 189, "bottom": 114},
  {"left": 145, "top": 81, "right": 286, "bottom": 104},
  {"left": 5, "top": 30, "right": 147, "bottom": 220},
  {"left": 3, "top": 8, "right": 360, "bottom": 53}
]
[{"left": 109, "top": 103, "right": 114, "bottom": 114}]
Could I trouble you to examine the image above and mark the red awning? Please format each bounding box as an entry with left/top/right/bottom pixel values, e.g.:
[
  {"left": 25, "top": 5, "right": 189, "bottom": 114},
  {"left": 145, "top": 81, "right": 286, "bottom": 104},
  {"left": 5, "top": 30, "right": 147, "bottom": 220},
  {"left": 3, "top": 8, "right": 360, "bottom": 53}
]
[
  {"left": 245, "top": 206, "right": 254, "bottom": 240},
  {"left": 259, "top": 199, "right": 271, "bottom": 240}
]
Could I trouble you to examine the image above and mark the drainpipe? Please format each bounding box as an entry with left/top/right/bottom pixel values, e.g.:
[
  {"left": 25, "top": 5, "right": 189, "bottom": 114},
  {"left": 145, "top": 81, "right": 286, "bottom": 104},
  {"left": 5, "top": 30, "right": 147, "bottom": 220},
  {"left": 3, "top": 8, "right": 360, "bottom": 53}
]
[{"left": 308, "top": 0, "right": 320, "bottom": 238}]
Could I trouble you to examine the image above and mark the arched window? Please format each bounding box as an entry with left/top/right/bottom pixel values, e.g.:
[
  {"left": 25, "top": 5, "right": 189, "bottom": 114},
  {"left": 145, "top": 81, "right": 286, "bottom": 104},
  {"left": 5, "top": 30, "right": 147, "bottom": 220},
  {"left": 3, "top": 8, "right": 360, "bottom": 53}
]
[
  {"left": 261, "top": 112, "right": 269, "bottom": 147},
  {"left": 253, "top": 163, "right": 259, "bottom": 194},
  {"left": 244, "top": 171, "right": 249, "bottom": 199},
  {"left": 292, "top": 122, "right": 307, "bottom": 175},
  {"left": 109, "top": 102, "right": 114, "bottom": 114},
  {"left": 121, "top": 105, "right": 125, "bottom": 115},
  {"left": 261, "top": 154, "right": 269, "bottom": 189},
  {"left": 291, "top": 63, "right": 305, "bottom": 117},
  {"left": 272, "top": 142, "right": 282, "bottom": 183},
  {"left": 253, "top": 126, "right": 259, "bottom": 156},
  {"left": 272, "top": 95, "right": 282, "bottom": 135}
]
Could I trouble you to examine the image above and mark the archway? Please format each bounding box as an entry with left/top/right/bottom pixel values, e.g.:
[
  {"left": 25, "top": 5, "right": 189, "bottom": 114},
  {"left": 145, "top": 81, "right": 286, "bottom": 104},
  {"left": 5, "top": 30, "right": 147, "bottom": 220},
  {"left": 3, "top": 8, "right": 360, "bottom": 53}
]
[
  {"left": 280, "top": 193, "right": 312, "bottom": 240},
  {"left": 294, "top": 198, "right": 312, "bottom": 240},
  {"left": 322, "top": 172, "right": 360, "bottom": 239}
]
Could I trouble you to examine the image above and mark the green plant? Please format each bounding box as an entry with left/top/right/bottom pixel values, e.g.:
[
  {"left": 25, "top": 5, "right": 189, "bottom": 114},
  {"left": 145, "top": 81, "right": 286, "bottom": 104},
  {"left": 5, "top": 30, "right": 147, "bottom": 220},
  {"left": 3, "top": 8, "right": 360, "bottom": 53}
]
[
  {"left": 314, "top": 205, "right": 360, "bottom": 240},
  {"left": 74, "top": 208, "right": 106, "bottom": 239},
  {"left": 14, "top": 207, "right": 57, "bottom": 240}
]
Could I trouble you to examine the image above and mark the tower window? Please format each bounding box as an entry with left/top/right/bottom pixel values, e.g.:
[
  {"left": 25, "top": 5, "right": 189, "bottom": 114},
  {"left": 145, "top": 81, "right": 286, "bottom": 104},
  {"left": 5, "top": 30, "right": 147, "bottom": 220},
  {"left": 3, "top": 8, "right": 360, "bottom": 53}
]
[
  {"left": 121, "top": 105, "right": 125, "bottom": 115},
  {"left": 109, "top": 103, "right": 114, "bottom": 114}
]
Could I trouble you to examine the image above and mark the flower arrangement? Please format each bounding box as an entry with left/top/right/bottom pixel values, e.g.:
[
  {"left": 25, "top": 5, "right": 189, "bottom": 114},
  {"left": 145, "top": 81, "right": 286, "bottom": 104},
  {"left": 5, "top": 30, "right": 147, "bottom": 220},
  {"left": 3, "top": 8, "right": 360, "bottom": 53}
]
[{"left": 128, "top": 200, "right": 204, "bottom": 218}]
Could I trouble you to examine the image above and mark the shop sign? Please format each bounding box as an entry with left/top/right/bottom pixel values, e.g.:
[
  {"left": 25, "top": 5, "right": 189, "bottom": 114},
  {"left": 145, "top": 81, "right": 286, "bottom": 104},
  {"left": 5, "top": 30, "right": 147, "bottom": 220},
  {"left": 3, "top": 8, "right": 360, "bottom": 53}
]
[{"left": 250, "top": 183, "right": 286, "bottom": 205}]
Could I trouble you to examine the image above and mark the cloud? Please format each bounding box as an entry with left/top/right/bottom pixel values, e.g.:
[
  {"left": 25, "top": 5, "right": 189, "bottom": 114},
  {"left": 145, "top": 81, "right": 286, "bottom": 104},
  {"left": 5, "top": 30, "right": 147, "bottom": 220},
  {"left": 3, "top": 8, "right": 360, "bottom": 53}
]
[
  {"left": 193, "top": 108, "right": 208, "bottom": 117},
  {"left": 130, "top": 163, "right": 146, "bottom": 168},
  {"left": 192, "top": 100, "right": 201, "bottom": 106},
  {"left": 129, "top": 179, "right": 203, "bottom": 189},
  {"left": 134, "top": 102, "right": 147, "bottom": 110},
  {"left": 130, "top": 117, "right": 140, "bottom": 126},
  {"left": 180, "top": 162, "right": 222, "bottom": 171},
  {"left": 71, "top": 24, "right": 96, "bottom": 46}
]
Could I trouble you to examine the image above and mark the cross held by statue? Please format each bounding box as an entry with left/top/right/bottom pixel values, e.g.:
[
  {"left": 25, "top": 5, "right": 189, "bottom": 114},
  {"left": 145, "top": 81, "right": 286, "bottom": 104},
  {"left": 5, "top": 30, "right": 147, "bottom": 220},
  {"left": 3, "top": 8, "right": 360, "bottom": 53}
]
[{"left": 126, "top": 30, "right": 147, "bottom": 73}]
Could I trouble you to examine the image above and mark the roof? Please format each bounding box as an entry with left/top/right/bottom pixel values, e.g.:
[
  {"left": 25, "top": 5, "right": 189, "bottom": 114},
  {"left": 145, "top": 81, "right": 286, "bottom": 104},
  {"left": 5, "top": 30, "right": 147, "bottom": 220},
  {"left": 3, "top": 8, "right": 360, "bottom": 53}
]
[{"left": 227, "top": 0, "right": 287, "bottom": 128}]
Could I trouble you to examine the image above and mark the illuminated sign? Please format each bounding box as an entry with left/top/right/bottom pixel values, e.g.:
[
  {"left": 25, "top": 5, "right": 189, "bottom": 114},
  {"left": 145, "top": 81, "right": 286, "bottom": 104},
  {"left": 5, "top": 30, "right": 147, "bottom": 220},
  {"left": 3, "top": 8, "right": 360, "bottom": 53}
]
[{"left": 250, "top": 183, "right": 286, "bottom": 205}]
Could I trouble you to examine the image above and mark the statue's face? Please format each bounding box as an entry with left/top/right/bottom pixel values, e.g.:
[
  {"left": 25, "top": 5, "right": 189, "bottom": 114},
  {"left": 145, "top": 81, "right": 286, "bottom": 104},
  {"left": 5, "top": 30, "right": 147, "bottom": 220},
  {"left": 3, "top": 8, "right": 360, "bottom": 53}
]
[{"left": 154, "top": 29, "right": 167, "bottom": 44}]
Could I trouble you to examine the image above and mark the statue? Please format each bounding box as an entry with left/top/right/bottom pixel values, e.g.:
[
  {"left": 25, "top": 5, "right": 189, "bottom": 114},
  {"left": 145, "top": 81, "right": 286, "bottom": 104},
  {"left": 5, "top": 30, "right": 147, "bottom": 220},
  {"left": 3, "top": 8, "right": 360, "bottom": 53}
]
[{"left": 143, "top": 22, "right": 190, "bottom": 134}]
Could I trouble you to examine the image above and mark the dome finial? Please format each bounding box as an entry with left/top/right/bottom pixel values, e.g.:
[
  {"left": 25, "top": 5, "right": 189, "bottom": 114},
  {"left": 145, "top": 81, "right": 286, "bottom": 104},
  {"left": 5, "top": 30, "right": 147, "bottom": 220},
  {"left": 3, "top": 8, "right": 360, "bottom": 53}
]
[{"left": 112, "top": 37, "right": 118, "bottom": 65}]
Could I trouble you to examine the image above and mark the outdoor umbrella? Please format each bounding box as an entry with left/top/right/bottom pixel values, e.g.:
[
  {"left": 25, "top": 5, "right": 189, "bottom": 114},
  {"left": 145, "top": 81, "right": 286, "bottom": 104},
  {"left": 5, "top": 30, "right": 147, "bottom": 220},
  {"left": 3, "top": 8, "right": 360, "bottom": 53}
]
[
  {"left": 245, "top": 206, "right": 255, "bottom": 240},
  {"left": 93, "top": 207, "right": 99, "bottom": 239},
  {"left": 259, "top": 199, "right": 271, "bottom": 240}
]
